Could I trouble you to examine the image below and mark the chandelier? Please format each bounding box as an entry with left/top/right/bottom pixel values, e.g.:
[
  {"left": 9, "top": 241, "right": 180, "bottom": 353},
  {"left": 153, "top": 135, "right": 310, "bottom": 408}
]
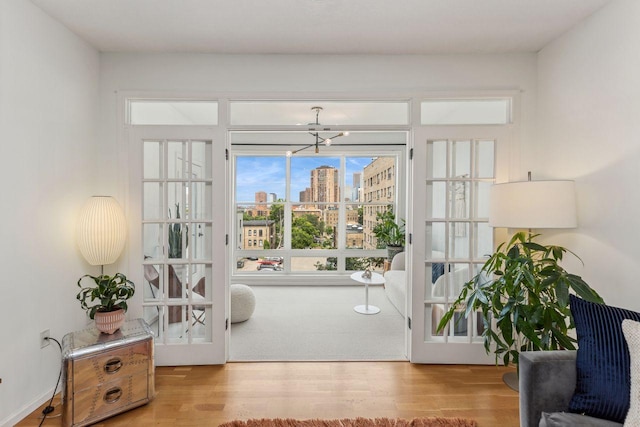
[{"left": 286, "top": 106, "right": 349, "bottom": 157}]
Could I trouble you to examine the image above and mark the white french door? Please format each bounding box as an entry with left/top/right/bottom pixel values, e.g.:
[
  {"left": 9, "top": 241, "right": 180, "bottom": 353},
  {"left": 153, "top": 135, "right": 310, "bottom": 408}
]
[
  {"left": 409, "top": 125, "right": 512, "bottom": 364},
  {"left": 129, "top": 125, "right": 227, "bottom": 365}
]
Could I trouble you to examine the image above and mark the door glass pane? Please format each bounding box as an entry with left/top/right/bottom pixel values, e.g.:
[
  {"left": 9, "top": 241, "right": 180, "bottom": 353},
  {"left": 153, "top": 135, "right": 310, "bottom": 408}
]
[
  {"left": 429, "top": 140, "right": 447, "bottom": 179},
  {"left": 449, "top": 222, "right": 470, "bottom": 259},
  {"left": 449, "top": 181, "right": 469, "bottom": 220},
  {"left": 143, "top": 182, "right": 163, "bottom": 220},
  {"left": 427, "top": 182, "right": 446, "bottom": 219},
  {"left": 476, "top": 181, "right": 492, "bottom": 218},
  {"left": 191, "top": 223, "right": 212, "bottom": 260},
  {"left": 142, "top": 263, "right": 163, "bottom": 301},
  {"left": 190, "top": 264, "right": 210, "bottom": 299},
  {"left": 165, "top": 305, "right": 188, "bottom": 343},
  {"left": 475, "top": 140, "right": 495, "bottom": 178},
  {"left": 191, "top": 141, "right": 212, "bottom": 179},
  {"left": 168, "top": 141, "right": 188, "bottom": 179},
  {"left": 143, "top": 223, "right": 162, "bottom": 260},
  {"left": 190, "top": 182, "right": 211, "bottom": 219},
  {"left": 451, "top": 140, "right": 471, "bottom": 178},
  {"left": 167, "top": 183, "right": 187, "bottom": 220},
  {"left": 167, "top": 265, "right": 188, "bottom": 299},
  {"left": 430, "top": 304, "right": 446, "bottom": 337},
  {"left": 476, "top": 223, "right": 493, "bottom": 259},
  {"left": 427, "top": 222, "right": 446, "bottom": 259},
  {"left": 143, "top": 141, "right": 163, "bottom": 179}
]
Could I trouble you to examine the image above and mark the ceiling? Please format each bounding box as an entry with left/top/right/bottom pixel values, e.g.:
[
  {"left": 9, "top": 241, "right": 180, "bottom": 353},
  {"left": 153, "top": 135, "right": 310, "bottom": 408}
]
[{"left": 31, "top": 0, "right": 613, "bottom": 55}]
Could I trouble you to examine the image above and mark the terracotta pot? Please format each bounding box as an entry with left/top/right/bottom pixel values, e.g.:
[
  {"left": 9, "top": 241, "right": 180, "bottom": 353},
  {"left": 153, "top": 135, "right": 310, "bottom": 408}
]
[{"left": 94, "top": 308, "right": 126, "bottom": 334}]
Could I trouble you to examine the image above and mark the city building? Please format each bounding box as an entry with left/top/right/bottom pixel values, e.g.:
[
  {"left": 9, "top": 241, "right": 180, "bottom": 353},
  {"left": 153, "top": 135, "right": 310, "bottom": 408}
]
[
  {"left": 310, "top": 165, "right": 340, "bottom": 205},
  {"left": 352, "top": 172, "right": 362, "bottom": 201},
  {"left": 362, "top": 157, "right": 396, "bottom": 249},
  {"left": 242, "top": 219, "right": 275, "bottom": 249}
]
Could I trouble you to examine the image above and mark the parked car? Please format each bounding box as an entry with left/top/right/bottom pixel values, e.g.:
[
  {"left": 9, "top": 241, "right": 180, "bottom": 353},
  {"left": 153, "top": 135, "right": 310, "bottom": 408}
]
[
  {"left": 257, "top": 263, "right": 283, "bottom": 271},
  {"left": 247, "top": 256, "right": 258, "bottom": 261},
  {"left": 237, "top": 260, "right": 245, "bottom": 268}
]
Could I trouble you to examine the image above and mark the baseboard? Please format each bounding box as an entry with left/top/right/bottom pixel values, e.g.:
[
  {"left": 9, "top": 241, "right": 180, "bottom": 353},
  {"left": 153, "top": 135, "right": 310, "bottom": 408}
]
[{"left": 1, "top": 386, "right": 56, "bottom": 427}]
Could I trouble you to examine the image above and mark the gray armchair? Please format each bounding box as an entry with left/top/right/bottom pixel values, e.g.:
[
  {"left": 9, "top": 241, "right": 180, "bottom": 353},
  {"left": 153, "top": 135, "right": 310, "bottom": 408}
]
[{"left": 519, "top": 351, "right": 622, "bottom": 427}]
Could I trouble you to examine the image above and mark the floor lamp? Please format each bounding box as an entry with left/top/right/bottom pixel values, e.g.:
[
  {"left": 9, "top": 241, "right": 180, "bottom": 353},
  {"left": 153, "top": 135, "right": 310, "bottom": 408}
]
[{"left": 488, "top": 174, "right": 577, "bottom": 390}]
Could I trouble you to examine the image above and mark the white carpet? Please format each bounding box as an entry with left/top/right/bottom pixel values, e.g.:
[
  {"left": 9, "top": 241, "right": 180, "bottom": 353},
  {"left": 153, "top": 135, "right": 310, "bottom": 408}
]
[{"left": 229, "top": 285, "right": 407, "bottom": 361}]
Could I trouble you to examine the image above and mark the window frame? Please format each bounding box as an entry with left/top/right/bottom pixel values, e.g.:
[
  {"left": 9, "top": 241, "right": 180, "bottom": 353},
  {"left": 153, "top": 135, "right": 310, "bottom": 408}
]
[{"left": 231, "top": 143, "right": 407, "bottom": 285}]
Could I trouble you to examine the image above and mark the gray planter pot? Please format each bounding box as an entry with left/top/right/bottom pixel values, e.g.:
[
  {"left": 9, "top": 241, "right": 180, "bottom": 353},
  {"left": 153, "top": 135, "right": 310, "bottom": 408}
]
[{"left": 387, "top": 245, "right": 404, "bottom": 262}]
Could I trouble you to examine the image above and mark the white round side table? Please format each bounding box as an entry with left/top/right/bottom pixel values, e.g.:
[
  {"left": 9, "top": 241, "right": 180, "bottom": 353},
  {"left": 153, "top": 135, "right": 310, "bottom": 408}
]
[{"left": 350, "top": 271, "right": 385, "bottom": 315}]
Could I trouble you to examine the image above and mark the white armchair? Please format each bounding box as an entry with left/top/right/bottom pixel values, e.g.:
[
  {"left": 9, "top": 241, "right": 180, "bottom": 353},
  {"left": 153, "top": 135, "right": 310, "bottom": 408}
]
[{"left": 383, "top": 252, "right": 406, "bottom": 316}]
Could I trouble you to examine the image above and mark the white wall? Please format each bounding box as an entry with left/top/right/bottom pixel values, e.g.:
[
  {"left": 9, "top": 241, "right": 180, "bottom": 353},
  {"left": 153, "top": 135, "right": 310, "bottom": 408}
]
[
  {"left": 0, "top": 1, "right": 100, "bottom": 425},
  {"left": 535, "top": 0, "right": 640, "bottom": 309}
]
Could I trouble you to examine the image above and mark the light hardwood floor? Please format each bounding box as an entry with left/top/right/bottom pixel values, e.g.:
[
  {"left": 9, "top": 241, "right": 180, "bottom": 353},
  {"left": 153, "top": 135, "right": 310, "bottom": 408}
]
[{"left": 16, "top": 362, "right": 520, "bottom": 427}]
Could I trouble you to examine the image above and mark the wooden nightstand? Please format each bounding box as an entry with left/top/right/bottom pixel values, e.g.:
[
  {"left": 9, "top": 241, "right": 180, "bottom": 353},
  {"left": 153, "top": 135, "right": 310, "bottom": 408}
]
[{"left": 61, "top": 318, "right": 155, "bottom": 427}]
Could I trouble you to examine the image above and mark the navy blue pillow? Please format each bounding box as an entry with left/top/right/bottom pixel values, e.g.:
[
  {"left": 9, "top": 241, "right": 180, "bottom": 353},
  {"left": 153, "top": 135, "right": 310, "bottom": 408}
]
[
  {"left": 432, "top": 262, "right": 445, "bottom": 284},
  {"left": 569, "top": 295, "right": 640, "bottom": 423}
]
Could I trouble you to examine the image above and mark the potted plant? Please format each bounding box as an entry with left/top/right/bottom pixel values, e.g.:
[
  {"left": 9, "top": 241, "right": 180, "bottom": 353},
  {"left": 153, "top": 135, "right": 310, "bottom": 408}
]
[
  {"left": 437, "top": 232, "right": 604, "bottom": 370},
  {"left": 77, "top": 273, "right": 135, "bottom": 334},
  {"left": 372, "top": 205, "right": 405, "bottom": 261}
]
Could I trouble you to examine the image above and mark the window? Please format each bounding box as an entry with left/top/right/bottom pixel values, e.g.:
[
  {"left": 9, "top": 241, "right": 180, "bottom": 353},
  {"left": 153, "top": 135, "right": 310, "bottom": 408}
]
[
  {"left": 421, "top": 99, "right": 511, "bottom": 125},
  {"left": 130, "top": 100, "right": 218, "bottom": 125},
  {"left": 234, "top": 153, "right": 402, "bottom": 274}
]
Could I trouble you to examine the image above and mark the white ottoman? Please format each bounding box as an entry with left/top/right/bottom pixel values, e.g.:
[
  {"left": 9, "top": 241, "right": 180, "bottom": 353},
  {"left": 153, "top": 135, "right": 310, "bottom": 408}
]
[{"left": 230, "top": 284, "right": 256, "bottom": 323}]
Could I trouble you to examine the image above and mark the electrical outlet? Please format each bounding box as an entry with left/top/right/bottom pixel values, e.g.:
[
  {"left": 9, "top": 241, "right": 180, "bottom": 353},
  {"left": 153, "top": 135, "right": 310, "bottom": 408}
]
[{"left": 40, "top": 329, "right": 50, "bottom": 348}]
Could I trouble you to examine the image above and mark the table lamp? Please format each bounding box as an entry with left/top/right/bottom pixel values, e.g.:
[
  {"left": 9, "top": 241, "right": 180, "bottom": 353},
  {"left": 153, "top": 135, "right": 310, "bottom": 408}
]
[{"left": 77, "top": 196, "right": 127, "bottom": 274}]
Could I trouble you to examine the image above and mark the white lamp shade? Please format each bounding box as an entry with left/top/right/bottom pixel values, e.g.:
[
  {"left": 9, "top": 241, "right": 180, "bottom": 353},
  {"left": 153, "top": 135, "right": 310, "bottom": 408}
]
[
  {"left": 489, "top": 180, "right": 577, "bottom": 229},
  {"left": 77, "top": 196, "right": 127, "bottom": 265}
]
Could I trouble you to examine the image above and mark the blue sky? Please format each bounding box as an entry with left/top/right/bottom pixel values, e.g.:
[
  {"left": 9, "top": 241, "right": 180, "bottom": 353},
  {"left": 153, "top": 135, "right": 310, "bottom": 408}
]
[{"left": 236, "top": 156, "right": 373, "bottom": 203}]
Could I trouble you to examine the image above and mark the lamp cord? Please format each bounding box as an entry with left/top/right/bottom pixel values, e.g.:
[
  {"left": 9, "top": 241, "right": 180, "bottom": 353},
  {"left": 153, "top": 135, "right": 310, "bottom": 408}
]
[{"left": 39, "top": 337, "right": 63, "bottom": 426}]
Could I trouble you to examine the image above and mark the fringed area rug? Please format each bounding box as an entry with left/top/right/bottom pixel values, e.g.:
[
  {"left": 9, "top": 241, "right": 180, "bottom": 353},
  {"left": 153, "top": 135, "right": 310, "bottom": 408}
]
[{"left": 218, "top": 417, "right": 478, "bottom": 427}]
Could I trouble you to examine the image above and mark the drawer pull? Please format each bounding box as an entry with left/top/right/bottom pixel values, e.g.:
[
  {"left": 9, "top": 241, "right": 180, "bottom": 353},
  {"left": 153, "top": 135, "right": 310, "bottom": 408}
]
[
  {"left": 104, "top": 358, "right": 123, "bottom": 374},
  {"left": 104, "top": 387, "right": 123, "bottom": 404}
]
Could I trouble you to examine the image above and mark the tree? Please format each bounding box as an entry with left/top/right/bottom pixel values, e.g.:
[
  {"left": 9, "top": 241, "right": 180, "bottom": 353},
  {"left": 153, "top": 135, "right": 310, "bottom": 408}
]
[{"left": 292, "top": 216, "right": 317, "bottom": 248}]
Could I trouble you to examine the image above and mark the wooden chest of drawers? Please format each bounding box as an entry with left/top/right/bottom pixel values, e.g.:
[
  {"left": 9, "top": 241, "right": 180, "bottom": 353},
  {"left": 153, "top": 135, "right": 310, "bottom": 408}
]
[{"left": 61, "top": 318, "right": 155, "bottom": 427}]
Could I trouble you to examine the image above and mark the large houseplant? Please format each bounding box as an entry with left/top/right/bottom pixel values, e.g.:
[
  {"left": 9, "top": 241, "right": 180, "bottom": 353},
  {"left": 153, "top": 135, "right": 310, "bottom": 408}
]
[
  {"left": 437, "top": 231, "right": 604, "bottom": 368},
  {"left": 77, "top": 273, "right": 135, "bottom": 334},
  {"left": 372, "top": 205, "right": 405, "bottom": 261}
]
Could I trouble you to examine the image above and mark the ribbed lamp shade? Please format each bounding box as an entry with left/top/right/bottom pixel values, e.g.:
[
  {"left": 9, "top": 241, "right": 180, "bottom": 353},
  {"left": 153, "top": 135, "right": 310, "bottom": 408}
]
[
  {"left": 489, "top": 180, "right": 577, "bottom": 229},
  {"left": 77, "top": 196, "right": 127, "bottom": 265}
]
